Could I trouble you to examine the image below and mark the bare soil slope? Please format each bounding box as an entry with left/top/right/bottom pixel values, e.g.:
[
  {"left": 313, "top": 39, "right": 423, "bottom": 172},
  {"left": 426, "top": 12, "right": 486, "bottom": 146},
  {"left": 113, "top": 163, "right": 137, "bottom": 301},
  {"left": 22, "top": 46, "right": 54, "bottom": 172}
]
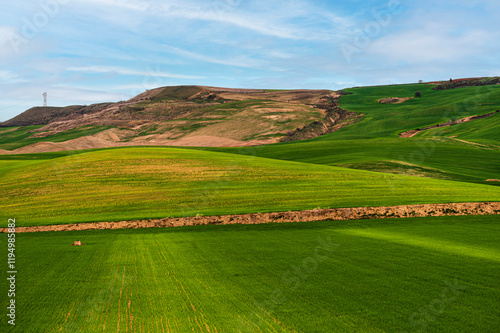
[{"left": 1, "top": 86, "right": 357, "bottom": 153}]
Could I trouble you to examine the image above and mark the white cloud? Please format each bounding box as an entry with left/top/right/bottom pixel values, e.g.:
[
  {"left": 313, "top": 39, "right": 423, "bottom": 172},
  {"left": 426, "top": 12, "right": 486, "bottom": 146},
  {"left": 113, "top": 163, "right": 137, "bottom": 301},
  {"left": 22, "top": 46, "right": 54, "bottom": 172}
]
[
  {"left": 0, "top": 69, "right": 27, "bottom": 83},
  {"left": 161, "top": 45, "right": 263, "bottom": 68},
  {"left": 0, "top": 26, "right": 19, "bottom": 57},
  {"left": 71, "top": 0, "right": 350, "bottom": 41},
  {"left": 66, "top": 65, "right": 204, "bottom": 80},
  {"left": 73, "top": 0, "right": 152, "bottom": 11},
  {"left": 156, "top": 1, "right": 352, "bottom": 41},
  {"left": 48, "top": 86, "right": 127, "bottom": 103},
  {"left": 368, "top": 25, "right": 493, "bottom": 63}
]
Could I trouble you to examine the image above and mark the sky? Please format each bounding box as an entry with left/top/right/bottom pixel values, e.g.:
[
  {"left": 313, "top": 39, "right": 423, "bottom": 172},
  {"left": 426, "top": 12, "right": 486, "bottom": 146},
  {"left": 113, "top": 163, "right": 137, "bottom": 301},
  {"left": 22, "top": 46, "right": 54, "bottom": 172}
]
[{"left": 1, "top": 0, "right": 499, "bottom": 121}]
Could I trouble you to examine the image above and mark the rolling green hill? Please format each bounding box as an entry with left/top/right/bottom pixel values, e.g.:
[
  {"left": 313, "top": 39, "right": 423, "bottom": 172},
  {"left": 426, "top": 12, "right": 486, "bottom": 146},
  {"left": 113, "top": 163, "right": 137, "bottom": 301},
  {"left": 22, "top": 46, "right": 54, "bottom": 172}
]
[
  {"left": 415, "top": 111, "right": 500, "bottom": 144},
  {"left": 199, "top": 83, "right": 500, "bottom": 185},
  {"left": 337, "top": 83, "right": 500, "bottom": 139},
  {"left": 1, "top": 147, "right": 499, "bottom": 227}
]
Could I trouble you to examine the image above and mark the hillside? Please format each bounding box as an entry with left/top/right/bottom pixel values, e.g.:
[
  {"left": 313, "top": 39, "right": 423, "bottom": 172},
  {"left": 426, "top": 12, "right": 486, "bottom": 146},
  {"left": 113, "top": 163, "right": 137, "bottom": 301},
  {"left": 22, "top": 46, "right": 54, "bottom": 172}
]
[
  {"left": 0, "top": 86, "right": 350, "bottom": 153},
  {"left": 0, "top": 103, "right": 113, "bottom": 127},
  {"left": 201, "top": 81, "right": 500, "bottom": 186},
  {"left": 1, "top": 147, "right": 499, "bottom": 227}
]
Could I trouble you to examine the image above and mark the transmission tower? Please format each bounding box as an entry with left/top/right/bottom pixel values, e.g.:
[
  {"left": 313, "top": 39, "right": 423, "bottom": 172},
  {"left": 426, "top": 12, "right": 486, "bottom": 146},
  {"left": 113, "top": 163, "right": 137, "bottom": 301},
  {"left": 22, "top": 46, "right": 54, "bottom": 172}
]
[{"left": 43, "top": 92, "right": 47, "bottom": 107}]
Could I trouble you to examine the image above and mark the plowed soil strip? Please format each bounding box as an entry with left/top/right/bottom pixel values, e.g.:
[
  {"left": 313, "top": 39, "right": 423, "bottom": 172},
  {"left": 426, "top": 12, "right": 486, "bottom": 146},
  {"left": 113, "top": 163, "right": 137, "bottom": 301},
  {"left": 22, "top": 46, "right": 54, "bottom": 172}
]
[{"left": 3, "top": 202, "right": 499, "bottom": 233}]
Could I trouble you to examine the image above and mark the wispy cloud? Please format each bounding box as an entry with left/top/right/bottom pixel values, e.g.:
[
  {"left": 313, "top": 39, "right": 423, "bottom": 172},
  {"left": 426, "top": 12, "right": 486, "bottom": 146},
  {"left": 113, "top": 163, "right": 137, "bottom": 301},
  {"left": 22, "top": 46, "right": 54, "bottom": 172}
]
[
  {"left": 1, "top": 0, "right": 499, "bottom": 122},
  {"left": 67, "top": 65, "right": 204, "bottom": 80},
  {"left": 0, "top": 69, "right": 27, "bottom": 83},
  {"left": 73, "top": 0, "right": 351, "bottom": 41},
  {"left": 367, "top": 19, "right": 494, "bottom": 63},
  {"left": 74, "top": 0, "right": 153, "bottom": 11},
  {"left": 161, "top": 45, "right": 263, "bottom": 68}
]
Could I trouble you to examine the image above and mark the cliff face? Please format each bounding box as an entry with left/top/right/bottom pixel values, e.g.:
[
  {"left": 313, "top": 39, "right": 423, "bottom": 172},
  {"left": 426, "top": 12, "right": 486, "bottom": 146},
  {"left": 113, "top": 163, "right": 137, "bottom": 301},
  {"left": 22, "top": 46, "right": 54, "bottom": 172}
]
[{"left": 280, "top": 93, "right": 362, "bottom": 142}]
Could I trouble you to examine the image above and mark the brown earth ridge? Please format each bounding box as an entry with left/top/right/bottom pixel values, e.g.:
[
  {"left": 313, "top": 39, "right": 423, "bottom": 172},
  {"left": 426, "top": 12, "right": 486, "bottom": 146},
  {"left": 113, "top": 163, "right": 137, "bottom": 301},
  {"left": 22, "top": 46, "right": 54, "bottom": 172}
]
[{"left": 3, "top": 202, "right": 499, "bottom": 233}]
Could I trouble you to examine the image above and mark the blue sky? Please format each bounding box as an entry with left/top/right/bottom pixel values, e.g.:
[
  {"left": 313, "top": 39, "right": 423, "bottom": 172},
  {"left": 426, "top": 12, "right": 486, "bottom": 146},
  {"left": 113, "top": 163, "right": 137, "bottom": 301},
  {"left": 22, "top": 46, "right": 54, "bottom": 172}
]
[{"left": 1, "top": 0, "right": 499, "bottom": 121}]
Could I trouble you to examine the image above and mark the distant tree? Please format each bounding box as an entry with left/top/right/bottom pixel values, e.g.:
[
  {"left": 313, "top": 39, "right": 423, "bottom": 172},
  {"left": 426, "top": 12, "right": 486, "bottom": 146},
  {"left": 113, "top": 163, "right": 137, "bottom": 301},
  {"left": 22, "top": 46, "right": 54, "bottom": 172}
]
[
  {"left": 418, "top": 80, "right": 423, "bottom": 84},
  {"left": 415, "top": 91, "right": 421, "bottom": 97}
]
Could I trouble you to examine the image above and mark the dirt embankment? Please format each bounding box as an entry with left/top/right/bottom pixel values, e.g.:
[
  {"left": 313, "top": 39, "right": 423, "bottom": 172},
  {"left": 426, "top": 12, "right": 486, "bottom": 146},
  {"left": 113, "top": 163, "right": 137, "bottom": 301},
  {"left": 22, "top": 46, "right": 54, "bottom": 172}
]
[
  {"left": 3, "top": 202, "right": 498, "bottom": 233},
  {"left": 431, "top": 77, "right": 500, "bottom": 90},
  {"left": 379, "top": 97, "right": 412, "bottom": 104},
  {"left": 280, "top": 94, "right": 362, "bottom": 142},
  {"left": 400, "top": 110, "right": 499, "bottom": 138}
]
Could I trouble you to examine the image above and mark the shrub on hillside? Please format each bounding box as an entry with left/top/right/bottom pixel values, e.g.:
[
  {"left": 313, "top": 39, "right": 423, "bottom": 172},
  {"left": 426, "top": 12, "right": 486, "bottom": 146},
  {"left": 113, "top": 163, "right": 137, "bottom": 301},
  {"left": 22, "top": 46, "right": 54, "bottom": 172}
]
[{"left": 415, "top": 91, "right": 421, "bottom": 97}]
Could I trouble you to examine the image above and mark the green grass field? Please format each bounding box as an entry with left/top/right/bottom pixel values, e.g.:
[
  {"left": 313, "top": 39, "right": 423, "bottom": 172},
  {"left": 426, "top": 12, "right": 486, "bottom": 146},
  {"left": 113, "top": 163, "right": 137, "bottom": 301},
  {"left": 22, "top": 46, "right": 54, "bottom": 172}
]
[
  {"left": 205, "top": 137, "right": 499, "bottom": 185},
  {"left": 1, "top": 215, "right": 499, "bottom": 332},
  {"left": 337, "top": 83, "right": 500, "bottom": 139},
  {"left": 416, "top": 111, "right": 500, "bottom": 144},
  {"left": 1, "top": 147, "right": 499, "bottom": 227},
  {"left": 198, "top": 84, "right": 500, "bottom": 185}
]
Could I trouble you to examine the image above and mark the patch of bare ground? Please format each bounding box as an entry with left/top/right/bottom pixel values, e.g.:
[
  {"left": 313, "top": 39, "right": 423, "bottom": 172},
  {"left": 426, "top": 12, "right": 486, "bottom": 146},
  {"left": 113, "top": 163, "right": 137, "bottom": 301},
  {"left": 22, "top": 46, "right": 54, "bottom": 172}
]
[
  {"left": 400, "top": 110, "right": 500, "bottom": 138},
  {"left": 486, "top": 179, "right": 500, "bottom": 182},
  {"left": 1, "top": 133, "right": 268, "bottom": 154},
  {"left": 0, "top": 127, "right": 21, "bottom": 134},
  {"left": 1, "top": 86, "right": 350, "bottom": 154},
  {"left": 4, "top": 202, "right": 498, "bottom": 233},
  {"left": 379, "top": 97, "right": 412, "bottom": 104},
  {"left": 280, "top": 105, "right": 362, "bottom": 142},
  {"left": 217, "top": 90, "right": 339, "bottom": 105}
]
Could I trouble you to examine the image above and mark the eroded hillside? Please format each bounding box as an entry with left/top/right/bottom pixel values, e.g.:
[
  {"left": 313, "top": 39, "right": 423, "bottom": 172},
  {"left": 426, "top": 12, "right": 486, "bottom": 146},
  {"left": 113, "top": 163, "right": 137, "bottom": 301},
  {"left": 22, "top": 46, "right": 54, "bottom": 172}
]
[{"left": 0, "top": 86, "right": 359, "bottom": 153}]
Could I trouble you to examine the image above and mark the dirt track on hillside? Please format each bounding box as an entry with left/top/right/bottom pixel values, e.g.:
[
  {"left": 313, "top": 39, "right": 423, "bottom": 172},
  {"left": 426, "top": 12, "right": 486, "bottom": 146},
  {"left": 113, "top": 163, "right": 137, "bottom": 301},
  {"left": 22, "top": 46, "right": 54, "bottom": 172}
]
[
  {"left": 400, "top": 110, "right": 499, "bottom": 138},
  {"left": 3, "top": 202, "right": 498, "bottom": 233}
]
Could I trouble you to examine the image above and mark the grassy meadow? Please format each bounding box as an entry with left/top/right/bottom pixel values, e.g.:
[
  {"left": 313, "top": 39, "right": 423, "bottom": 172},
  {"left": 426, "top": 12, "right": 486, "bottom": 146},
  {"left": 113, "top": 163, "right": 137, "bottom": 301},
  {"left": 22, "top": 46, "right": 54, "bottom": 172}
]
[
  {"left": 337, "top": 83, "right": 500, "bottom": 139},
  {"left": 201, "top": 84, "right": 500, "bottom": 185},
  {"left": 1, "top": 215, "right": 499, "bottom": 332},
  {"left": 1, "top": 147, "right": 499, "bottom": 227}
]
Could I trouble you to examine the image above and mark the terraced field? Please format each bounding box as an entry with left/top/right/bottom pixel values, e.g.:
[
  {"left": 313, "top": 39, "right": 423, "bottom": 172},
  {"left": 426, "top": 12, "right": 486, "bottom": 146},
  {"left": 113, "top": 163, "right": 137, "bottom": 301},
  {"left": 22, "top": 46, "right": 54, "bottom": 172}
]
[{"left": 1, "top": 215, "right": 499, "bottom": 332}]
